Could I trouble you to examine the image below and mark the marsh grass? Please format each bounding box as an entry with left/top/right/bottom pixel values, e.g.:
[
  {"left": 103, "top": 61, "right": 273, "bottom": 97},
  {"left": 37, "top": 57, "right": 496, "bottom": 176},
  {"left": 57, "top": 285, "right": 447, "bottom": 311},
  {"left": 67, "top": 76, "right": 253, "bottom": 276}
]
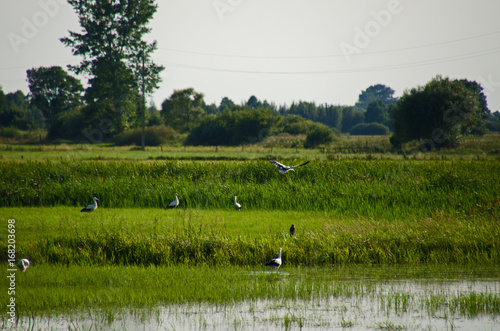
[
  {"left": 2, "top": 263, "right": 499, "bottom": 322},
  {"left": 2, "top": 208, "right": 499, "bottom": 268},
  {"left": 1, "top": 159, "right": 498, "bottom": 219}
]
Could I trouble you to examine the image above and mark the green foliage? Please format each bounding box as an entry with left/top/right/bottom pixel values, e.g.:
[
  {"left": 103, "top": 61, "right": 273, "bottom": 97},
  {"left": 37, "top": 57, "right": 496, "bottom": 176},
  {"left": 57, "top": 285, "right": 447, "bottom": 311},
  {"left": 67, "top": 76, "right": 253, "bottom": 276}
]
[
  {"left": 219, "top": 96, "right": 235, "bottom": 112},
  {"left": 2, "top": 207, "right": 499, "bottom": 268},
  {"left": 161, "top": 88, "right": 205, "bottom": 132},
  {"left": 485, "top": 111, "right": 500, "bottom": 132},
  {"left": 304, "top": 123, "right": 336, "bottom": 148},
  {"left": 47, "top": 108, "right": 86, "bottom": 140},
  {"left": 364, "top": 99, "right": 388, "bottom": 124},
  {"left": 282, "top": 101, "right": 342, "bottom": 130},
  {"left": 349, "top": 123, "right": 390, "bottom": 136},
  {"left": 114, "top": 125, "right": 179, "bottom": 146},
  {"left": 282, "top": 115, "right": 317, "bottom": 135},
  {"left": 61, "top": 0, "right": 164, "bottom": 134},
  {"left": 186, "top": 106, "right": 280, "bottom": 146},
  {"left": 2, "top": 159, "right": 497, "bottom": 217},
  {"left": 341, "top": 106, "right": 364, "bottom": 133},
  {"left": 0, "top": 89, "right": 39, "bottom": 130},
  {"left": 84, "top": 57, "right": 140, "bottom": 133},
  {"left": 27, "top": 66, "right": 83, "bottom": 128},
  {"left": 391, "top": 76, "right": 488, "bottom": 149},
  {"left": 356, "top": 84, "right": 397, "bottom": 109}
]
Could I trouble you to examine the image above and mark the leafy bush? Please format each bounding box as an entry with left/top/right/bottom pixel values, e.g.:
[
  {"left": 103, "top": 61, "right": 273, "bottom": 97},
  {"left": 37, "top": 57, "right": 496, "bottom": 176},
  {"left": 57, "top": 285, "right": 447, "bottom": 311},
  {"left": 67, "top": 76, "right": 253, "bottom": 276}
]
[
  {"left": 304, "top": 123, "right": 336, "bottom": 148},
  {"left": 390, "top": 76, "right": 488, "bottom": 149},
  {"left": 0, "top": 127, "right": 23, "bottom": 138},
  {"left": 350, "top": 123, "right": 390, "bottom": 135},
  {"left": 186, "top": 107, "right": 280, "bottom": 146},
  {"left": 114, "top": 125, "right": 179, "bottom": 146},
  {"left": 47, "top": 108, "right": 86, "bottom": 140}
]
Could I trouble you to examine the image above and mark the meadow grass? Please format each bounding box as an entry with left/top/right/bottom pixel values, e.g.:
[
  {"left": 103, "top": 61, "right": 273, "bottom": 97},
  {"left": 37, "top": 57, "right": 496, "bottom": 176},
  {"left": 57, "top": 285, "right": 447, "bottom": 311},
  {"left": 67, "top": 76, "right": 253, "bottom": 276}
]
[
  {"left": 1, "top": 138, "right": 499, "bottom": 324},
  {"left": 1, "top": 208, "right": 498, "bottom": 268},
  {"left": 1, "top": 159, "right": 498, "bottom": 219},
  {"left": 0, "top": 134, "right": 498, "bottom": 162}
]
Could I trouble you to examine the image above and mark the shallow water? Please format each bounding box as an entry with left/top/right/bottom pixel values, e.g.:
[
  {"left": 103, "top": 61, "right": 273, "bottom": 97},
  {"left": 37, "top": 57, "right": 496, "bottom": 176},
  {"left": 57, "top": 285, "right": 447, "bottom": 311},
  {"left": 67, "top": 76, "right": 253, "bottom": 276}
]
[{"left": 9, "top": 276, "right": 499, "bottom": 330}]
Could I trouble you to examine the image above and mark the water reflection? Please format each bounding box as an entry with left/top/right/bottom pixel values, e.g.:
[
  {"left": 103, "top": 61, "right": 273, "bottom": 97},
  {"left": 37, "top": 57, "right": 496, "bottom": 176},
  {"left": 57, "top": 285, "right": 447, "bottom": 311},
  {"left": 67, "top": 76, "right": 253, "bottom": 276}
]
[{"left": 11, "top": 277, "right": 499, "bottom": 330}]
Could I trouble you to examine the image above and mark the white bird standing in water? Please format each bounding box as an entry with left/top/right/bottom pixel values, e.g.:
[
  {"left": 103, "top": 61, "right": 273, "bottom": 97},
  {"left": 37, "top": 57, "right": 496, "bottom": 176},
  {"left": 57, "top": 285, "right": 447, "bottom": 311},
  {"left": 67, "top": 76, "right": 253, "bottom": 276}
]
[
  {"left": 18, "top": 258, "right": 30, "bottom": 272},
  {"left": 168, "top": 193, "right": 179, "bottom": 208},
  {"left": 268, "top": 158, "right": 310, "bottom": 179},
  {"left": 234, "top": 196, "right": 241, "bottom": 211},
  {"left": 81, "top": 197, "right": 99, "bottom": 212},
  {"left": 266, "top": 247, "right": 282, "bottom": 271}
]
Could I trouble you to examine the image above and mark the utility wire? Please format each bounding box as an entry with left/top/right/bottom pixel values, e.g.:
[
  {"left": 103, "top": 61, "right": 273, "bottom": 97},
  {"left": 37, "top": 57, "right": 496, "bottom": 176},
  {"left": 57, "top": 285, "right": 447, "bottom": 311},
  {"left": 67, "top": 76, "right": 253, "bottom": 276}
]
[
  {"left": 157, "top": 30, "right": 500, "bottom": 59},
  {"left": 157, "top": 47, "right": 500, "bottom": 75}
]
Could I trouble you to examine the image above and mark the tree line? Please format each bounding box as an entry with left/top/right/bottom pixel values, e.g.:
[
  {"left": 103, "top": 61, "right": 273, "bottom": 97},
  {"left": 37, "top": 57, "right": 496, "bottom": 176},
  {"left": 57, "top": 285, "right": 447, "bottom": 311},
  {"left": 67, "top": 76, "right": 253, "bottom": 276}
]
[{"left": 1, "top": 0, "right": 499, "bottom": 150}]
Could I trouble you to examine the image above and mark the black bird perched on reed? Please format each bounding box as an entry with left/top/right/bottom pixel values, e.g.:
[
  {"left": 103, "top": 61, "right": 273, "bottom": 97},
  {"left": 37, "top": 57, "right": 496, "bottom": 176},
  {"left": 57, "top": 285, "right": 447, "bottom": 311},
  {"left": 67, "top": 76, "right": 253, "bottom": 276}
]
[{"left": 290, "top": 224, "right": 295, "bottom": 236}]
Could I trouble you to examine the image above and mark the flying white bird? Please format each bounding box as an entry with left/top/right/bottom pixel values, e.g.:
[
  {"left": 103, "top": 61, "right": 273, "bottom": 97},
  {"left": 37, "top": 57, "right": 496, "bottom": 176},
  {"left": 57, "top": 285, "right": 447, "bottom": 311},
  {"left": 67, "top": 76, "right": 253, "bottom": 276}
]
[
  {"left": 81, "top": 197, "right": 99, "bottom": 212},
  {"left": 168, "top": 193, "right": 179, "bottom": 208},
  {"left": 18, "top": 258, "right": 30, "bottom": 272},
  {"left": 266, "top": 247, "right": 282, "bottom": 271},
  {"left": 234, "top": 196, "right": 241, "bottom": 211},
  {"left": 268, "top": 158, "right": 310, "bottom": 179}
]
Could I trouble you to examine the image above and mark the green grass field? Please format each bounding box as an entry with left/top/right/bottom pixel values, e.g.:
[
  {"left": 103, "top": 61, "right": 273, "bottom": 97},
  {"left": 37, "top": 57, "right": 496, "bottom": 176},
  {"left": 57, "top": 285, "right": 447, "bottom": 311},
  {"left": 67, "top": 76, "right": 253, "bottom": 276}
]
[
  {"left": 2, "top": 207, "right": 499, "bottom": 269},
  {"left": 1, "top": 134, "right": 499, "bottom": 161},
  {"left": 0, "top": 141, "right": 499, "bottom": 322}
]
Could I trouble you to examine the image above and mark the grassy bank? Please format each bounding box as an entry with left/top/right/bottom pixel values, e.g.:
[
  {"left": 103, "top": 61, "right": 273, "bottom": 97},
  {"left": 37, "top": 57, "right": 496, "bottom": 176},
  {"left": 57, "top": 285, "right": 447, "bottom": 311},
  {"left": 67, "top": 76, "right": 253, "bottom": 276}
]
[
  {"left": 2, "top": 208, "right": 499, "bottom": 267},
  {"left": 1, "top": 159, "right": 498, "bottom": 218}
]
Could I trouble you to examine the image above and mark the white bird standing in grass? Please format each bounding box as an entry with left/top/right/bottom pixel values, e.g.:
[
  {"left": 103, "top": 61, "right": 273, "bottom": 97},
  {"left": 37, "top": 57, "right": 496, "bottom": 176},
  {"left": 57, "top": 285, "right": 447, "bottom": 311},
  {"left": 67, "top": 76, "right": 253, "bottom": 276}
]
[
  {"left": 234, "top": 196, "right": 241, "bottom": 211},
  {"left": 266, "top": 247, "right": 282, "bottom": 271},
  {"left": 18, "top": 258, "right": 30, "bottom": 272},
  {"left": 268, "top": 158, "right": 310, "bottom": 179},
  {"left": 81, "top": 197, "right": 99, "bottom": 212},
  {"left": 168, "top": 193, "right": 179, "bottom": 208}
]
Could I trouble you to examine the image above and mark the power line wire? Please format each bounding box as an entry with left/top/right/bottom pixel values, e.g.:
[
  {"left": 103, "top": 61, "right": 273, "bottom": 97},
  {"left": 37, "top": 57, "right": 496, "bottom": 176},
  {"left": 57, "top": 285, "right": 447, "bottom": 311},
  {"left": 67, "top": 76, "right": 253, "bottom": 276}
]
[
  {"left": 157, "top": 47, "right": 500, "bottom": 75},
  {"left": 157, "top": 30, "right": 500, "bottom": 60}
]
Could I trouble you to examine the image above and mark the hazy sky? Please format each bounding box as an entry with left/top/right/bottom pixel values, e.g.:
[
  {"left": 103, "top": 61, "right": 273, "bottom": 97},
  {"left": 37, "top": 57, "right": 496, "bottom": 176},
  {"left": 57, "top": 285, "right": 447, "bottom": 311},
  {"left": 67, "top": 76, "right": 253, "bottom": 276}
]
[{"left": 1, "top": 0, "right": 500, "bottom": 112}]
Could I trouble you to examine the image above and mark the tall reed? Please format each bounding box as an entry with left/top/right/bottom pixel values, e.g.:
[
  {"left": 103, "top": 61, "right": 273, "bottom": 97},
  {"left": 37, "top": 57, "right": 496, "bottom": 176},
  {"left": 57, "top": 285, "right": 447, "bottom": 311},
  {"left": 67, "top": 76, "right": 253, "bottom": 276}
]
[{"left": 1, "top": 160, "right": 498, "bottom": 219}]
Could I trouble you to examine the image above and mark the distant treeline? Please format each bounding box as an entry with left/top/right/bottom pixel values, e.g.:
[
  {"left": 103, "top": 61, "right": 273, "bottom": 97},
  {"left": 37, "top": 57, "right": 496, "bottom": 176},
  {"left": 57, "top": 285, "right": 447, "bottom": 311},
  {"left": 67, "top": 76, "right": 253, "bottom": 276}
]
[{"left": 1, "top": 80, "right": 499, "bottom": 150}]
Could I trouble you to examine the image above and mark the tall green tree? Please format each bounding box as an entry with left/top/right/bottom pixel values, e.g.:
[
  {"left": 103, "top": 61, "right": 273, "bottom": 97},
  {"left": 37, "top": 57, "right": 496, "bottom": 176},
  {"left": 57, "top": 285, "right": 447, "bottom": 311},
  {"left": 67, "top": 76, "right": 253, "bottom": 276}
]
[
  {"left": 219, "top": 97, "right": 235, "bottom": 112},
  {"left": 341, "top": 106, "right": 364, "bottom": 133},
  {"left": 60, "top": 0, "right": 164, "bottom": 134},
  {"left": 364, "top": 100, "right": 388, "bottom": 124},
  {"left": 246, "top": 95, "right": 261, "bottom": 109},
  {"left": 27, "top": 66, "right": 83, "bottom": 128},
  {"left": 161, "top": 88, "right": 205, "bottom": 132},
  {"left": 390, "top": 76, "right": 488, "bottom": 149},
  {"left": 0, "top": 89, "right": 37, "bottom": 130},
  {"left": 356, "top": 84, "right": 397, "bottom": 109}
]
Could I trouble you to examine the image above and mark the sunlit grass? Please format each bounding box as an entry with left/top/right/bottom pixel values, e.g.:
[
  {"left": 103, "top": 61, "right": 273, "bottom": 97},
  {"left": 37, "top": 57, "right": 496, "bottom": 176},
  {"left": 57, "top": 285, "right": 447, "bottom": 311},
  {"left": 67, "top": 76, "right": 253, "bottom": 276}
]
[
  {"left": 1, "top": 159, "right": 498, "bottom": 219},
  {"left": 0, "top": 134, "right": 498, "bottom": 161},
  {"left": 1, "top": 208, "right": 499, "bottom": 268}
]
